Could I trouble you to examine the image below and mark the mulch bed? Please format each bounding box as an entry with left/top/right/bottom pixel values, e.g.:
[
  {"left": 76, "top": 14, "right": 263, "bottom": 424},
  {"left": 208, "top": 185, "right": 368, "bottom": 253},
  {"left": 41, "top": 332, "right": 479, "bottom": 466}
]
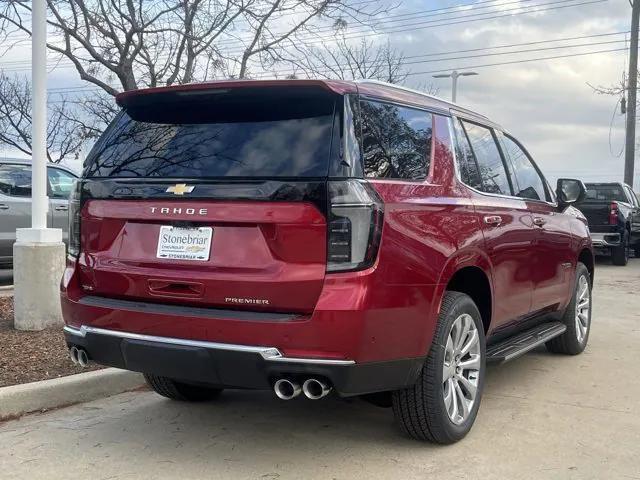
[{"left": 0, "top": 296, "right": 102, "bottom": 388}]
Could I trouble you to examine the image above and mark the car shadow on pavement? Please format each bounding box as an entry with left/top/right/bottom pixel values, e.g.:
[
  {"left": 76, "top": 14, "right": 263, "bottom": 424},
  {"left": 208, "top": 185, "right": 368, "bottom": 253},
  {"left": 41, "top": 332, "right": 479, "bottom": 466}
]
[{"left": 47, "top": 353, "right": 554, "bottom": 458}]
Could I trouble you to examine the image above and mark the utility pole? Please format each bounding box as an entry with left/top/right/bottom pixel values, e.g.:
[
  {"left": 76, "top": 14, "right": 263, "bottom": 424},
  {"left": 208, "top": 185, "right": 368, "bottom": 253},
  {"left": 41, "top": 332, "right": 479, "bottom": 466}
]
[
  {"left": 625, "top": 0, "right": 640, "bottom": 188},
  {"left": 13, "top": 0, "right": 65, "bottom": 331},
  {"left": 433, "top": 70, "right": 478, "bottom": 103}
]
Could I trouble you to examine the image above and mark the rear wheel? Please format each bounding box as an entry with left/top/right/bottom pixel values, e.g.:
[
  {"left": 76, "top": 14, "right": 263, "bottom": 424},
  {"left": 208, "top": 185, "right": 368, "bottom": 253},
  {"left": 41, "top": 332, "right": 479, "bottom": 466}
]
[
  {"left": 144, "top": 374, "right": 223, "bottom": 402},
  {"left": 392, "top": 291, "right": 486, "bottom": 444},
  {"left": 546, "top": 262, "right": 592, "bottom": 355},
  {"left": 611, "top": 231, "right": 629, "bottom": 266}
]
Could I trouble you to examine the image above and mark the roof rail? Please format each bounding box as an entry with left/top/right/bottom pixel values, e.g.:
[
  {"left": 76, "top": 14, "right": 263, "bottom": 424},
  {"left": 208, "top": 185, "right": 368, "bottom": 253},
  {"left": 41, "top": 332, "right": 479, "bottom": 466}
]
[
  {"left": 354, "top": 79, "right": 491, "bottom": 121},
  {"left": 354, "top": 79, "right": 456, "bottom": 105}
]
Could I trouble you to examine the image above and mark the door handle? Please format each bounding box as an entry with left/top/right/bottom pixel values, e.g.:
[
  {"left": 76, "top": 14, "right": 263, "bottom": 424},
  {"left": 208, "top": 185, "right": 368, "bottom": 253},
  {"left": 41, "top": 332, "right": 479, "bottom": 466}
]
[
  {"left": 484, "top": 215, "right": 502, "bottom": 226},
  {"left": 0, "top": 204, "right": 8, "bottom": 210},
  {"left": 533, "top": 217, "right": 546, "bottom": 227},
  {"left": 54, "top": 205, "right": 69, "bottom": 211}
]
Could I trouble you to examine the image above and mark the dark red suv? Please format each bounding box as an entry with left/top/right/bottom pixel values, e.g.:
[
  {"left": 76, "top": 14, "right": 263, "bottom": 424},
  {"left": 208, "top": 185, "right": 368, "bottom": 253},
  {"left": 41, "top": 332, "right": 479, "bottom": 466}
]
[{"left": 62, "top": 79, "right": 594, "bottom": 443}]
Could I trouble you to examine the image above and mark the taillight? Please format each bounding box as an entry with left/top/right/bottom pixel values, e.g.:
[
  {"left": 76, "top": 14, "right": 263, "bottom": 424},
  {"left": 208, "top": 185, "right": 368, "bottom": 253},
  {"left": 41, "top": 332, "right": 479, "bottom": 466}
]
[
  {"left": 327, "top": 180, "right": 384, "bottom": 272},
  {"left": 609, "top": 201, "right": 619, "bottom": 225},
  {"left": 68, "top": 180, "right": 81, "bottom": 258}
]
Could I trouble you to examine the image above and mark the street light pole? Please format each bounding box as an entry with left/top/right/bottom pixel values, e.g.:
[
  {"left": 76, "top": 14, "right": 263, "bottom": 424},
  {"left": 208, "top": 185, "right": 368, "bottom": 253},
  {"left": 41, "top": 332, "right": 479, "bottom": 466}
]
[
  {"left": 433, "top": 70, "right": 479, "bottom": 103},
  {"left": 13, "top": 0, "right": 65, "bottom": 331}
]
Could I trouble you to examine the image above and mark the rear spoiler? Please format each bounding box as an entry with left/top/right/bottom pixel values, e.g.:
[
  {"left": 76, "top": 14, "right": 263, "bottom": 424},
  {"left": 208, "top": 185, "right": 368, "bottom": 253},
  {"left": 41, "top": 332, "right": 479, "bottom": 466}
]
[{"left": 116, "top": 79, "right": 357, "bottom": 108}]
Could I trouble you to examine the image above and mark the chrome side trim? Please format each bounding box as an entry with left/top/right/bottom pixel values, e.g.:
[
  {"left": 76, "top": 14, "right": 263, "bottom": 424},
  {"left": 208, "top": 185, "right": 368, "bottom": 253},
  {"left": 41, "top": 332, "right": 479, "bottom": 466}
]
[{"left": 63, "top": 325, "right": 355, "bottom": 366}]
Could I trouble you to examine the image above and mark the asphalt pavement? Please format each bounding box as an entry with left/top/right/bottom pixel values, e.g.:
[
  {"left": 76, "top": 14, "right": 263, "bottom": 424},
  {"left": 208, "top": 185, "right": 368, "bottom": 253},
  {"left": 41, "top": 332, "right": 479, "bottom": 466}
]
[{"left": 0, "top": 259, "right": 639, "bottom": 480}]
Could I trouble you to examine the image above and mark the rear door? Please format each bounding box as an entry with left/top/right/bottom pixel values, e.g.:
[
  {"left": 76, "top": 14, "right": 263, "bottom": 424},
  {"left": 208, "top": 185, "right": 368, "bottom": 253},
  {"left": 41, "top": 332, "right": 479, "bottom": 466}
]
[
  {"left": 454, "top": 119, "right": 535, "bottom": 329},
  {"left": 497, "top": 132, "right": 573, "bottom": 312},
  {"left": 77, "top": 86, "right": 338, "bottom": 314},
  {"left": 0, "top": 164, "right": 32, "bottom": 264}
]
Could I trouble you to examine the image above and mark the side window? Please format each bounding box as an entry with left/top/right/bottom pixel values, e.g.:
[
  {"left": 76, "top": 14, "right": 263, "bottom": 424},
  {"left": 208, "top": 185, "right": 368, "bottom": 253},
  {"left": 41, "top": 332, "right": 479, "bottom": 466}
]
[
  {"left": 461, "top": 121, "right": 512, "bottom": 196},
  {"left": 452, "top": 119, "right": 483, "bottom": 190},
  {"left": 48, "top": 168, "right": 77, "bottom": 199},
  {"left": 360, "top": 100, "right": 432, "bottom": 180},
  {"left": 0, "top": 164, "right": 32, "bottom": 197},
  {"left": 499, "top": 133, "right": 548, "bottom": 201}
]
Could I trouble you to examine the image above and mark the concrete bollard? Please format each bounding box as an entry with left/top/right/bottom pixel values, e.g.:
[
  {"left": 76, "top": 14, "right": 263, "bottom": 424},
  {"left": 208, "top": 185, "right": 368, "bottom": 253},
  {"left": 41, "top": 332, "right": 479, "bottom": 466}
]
[{"left": 12, "top": 241, "right": 65, "bottom": 331}]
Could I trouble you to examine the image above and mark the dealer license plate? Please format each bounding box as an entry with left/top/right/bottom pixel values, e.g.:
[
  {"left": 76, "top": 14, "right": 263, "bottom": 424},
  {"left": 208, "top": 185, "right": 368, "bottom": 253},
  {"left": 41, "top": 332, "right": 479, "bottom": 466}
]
[{"left": 156, "top": 226, "right": 213, "bottom": 261}]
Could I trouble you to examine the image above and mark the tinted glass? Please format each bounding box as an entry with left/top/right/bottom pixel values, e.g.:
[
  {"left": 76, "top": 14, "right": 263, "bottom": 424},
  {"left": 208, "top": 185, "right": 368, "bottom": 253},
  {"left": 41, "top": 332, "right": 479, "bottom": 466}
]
[
  {"left": 584, "top": 184, "right": 628, "bottom": 202},
  {"left": 0, "top": 164, "right": 32, "bottom": 197},
  {"left": 500, "top": 134, "right": 547, "bottom": 201},
  {"left": 462, "top": 121, "right": 511, "bottom": 195},
  {"left": 48, "top": 168, "right": 77, "bottom": 199},
  {"left": 85, "top": 104, "right": 335, "bottom": 178},
  {"left": 360, "top": 100, "right": 432, "bottom": 180},
  {"left": 453, "top": 119, "right": 483, "bottom": 190}
]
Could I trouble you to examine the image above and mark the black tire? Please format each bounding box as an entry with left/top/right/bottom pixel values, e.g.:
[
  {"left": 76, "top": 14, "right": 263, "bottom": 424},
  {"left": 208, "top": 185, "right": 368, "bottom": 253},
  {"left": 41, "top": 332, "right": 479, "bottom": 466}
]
[
  {"left": 546, "top": 262, "right": 592, "bottom": 355},
  {"left": 144, "top": 374, "right": 223, "bottom": 402},
  {"left": 611, "top": 230, "right": 629, "bottom": 266},
  {"left": 392, "top": 291, "right": 486, "bottom": 444}
]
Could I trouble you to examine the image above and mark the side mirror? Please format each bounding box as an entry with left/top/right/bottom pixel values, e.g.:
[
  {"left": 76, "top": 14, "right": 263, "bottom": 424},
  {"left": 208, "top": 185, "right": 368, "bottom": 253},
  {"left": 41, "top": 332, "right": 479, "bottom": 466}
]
[{"left": 556, "top": 178, "right": 586, "bottom": 206}]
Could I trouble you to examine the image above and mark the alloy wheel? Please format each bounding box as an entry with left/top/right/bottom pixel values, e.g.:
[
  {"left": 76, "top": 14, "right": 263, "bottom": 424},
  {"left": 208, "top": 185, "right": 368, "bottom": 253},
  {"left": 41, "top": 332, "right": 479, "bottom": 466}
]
[
  {"left": 442, "top": 313, "right": 481, "bottom": 425},
  {"left": 575, "top": 275, "right": 591, "bottom": 343}
]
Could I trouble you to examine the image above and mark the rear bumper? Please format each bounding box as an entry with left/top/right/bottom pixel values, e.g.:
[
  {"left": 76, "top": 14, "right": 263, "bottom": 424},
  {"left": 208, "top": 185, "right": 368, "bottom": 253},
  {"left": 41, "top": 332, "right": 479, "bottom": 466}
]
[
  {"left": 64, "top": 325, "right": 424, "bottom": 396},
  {"left": 590, "top": 232, "right": 621, "bottom": 248}
]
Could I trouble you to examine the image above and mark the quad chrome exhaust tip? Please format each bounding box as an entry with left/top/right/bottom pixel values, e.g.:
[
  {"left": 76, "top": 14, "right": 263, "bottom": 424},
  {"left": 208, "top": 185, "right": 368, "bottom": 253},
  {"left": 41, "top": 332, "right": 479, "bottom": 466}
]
[
  {"left": 273, "top": 379, "right": 301, "bottom": 400},
  {"left": 69, "top": 346, "right": 89, "bottom": 368},
  {"left": 302, "top": 378, "right": 332, "bottom": 400}
]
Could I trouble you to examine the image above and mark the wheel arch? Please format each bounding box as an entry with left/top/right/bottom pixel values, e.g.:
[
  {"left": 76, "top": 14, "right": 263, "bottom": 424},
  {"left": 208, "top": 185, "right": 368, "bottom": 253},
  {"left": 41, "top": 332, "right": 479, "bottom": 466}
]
[
  {"left": 578, "top": 247, "right": 594, "bottom": 286},
  {"left": 435, "top": 250, "right": 494, "bottom": 335}
]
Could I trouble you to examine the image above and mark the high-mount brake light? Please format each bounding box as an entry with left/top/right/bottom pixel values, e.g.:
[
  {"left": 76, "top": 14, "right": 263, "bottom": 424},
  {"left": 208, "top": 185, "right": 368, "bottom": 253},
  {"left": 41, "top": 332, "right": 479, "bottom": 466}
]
[{"left": 327, "top": 180, "right": 384, "bottom": 272}]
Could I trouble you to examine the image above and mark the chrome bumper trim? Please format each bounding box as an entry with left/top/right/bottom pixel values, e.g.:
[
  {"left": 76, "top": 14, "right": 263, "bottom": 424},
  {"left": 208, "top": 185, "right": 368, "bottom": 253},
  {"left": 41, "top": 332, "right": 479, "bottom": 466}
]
[
  {"left": 591, "top": 233, "right": 620, "bottom": 248},
  {"left": 63, "top": 325, "right": 355, "bottom": 366}
]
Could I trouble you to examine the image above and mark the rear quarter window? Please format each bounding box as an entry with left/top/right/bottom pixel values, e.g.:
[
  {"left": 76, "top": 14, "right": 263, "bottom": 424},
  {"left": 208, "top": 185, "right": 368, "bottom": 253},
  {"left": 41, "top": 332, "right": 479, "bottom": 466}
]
[{"left": 358, "top": 99, "right": 432, "bottom": 181}]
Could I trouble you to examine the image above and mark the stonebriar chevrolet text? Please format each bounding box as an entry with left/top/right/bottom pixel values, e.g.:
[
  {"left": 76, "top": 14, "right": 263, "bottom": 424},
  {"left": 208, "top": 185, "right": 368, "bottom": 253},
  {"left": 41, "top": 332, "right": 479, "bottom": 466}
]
[{"left": 62, "top": 79, "right": 594, "bottom": 444}]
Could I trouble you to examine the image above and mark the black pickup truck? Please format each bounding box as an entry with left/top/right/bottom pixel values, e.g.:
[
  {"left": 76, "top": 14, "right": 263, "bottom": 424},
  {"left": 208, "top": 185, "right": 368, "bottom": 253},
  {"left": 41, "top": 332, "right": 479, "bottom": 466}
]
[{"left": 575, "top": 182, "right": 640, "bottom": 265}]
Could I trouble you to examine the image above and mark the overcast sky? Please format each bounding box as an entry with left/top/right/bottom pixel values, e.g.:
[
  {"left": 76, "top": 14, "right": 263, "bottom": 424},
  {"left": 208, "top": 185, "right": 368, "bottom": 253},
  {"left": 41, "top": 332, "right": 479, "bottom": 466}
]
[
  {"left": 395, "top": 0, "right": 632, "bottom": 187},
  {"left": 0, "top": 0, "right": 635, "bottom": 188}
]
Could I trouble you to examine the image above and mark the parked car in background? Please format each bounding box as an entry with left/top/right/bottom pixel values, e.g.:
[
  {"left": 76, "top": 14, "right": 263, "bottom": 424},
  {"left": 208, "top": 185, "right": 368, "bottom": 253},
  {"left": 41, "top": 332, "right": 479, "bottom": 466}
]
[
  {"left": 62, "top": 79, "right": 594, "bottom": 444},
  {"left": 0, "top": 159, "right": 78, "bottom": 268},
  {"left": 575, "top": 182, "right": 640, "bottom": 265}
]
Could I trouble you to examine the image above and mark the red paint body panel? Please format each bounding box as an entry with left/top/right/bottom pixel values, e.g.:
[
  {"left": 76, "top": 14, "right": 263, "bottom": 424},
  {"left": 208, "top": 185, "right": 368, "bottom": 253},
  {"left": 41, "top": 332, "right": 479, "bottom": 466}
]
[
  {"left": 62, "top": 82, "right": 593, "bottom": 370},
  {"left": 78, "top": 200, "right": 327, "bottom": 313}
]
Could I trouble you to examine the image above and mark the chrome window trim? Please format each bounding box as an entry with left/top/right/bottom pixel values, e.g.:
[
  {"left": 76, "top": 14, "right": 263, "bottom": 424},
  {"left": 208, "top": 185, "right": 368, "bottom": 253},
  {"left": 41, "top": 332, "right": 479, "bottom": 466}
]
[
  {"left": 64, "top": 325, "right": 356, "bottom": 366},
  {"left": 449, "top": 115, "right": 559, "bottom": 208}
]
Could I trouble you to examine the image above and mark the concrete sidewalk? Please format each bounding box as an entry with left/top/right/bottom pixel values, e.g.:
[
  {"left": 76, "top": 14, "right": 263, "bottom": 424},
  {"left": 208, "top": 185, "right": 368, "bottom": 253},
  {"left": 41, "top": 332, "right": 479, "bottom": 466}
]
[{"left": 1, "top": 259, "right": 639, "bottom": 480}]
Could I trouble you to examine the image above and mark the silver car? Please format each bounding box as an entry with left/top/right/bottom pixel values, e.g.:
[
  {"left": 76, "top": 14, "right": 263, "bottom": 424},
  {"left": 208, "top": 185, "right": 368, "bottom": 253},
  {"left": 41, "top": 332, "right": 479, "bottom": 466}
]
[{"left": 0, "top": 159, "right": 78, "bottom": 267}]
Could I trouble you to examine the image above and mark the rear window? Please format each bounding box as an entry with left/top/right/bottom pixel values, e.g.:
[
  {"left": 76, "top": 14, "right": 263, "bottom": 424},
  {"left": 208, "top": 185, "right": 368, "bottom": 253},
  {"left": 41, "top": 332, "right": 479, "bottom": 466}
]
[
  {"left": 85, "top": 87, "right": 337, "bottom": 178},
  {"left": 585, "top": 184, "right": 627, "bottom": 202}
]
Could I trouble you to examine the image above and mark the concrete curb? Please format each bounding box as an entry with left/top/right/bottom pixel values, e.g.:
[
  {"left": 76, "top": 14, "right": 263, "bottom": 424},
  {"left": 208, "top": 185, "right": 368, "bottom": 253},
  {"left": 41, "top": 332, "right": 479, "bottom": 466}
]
[{"left": 0, "top": 368, "right": 145, "bottom": 420}]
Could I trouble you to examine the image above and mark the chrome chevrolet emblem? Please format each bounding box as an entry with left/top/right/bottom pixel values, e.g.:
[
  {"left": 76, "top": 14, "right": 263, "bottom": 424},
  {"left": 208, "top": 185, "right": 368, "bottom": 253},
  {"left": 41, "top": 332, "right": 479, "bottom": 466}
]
[{"left": 166, "top": 183, "right": 194, "bottom": 195}]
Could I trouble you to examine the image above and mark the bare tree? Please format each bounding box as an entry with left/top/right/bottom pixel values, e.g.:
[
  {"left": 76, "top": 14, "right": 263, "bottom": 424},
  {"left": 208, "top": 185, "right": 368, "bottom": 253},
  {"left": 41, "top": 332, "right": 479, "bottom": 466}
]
[
  {"left": 0, "top": 72, "right": 88, "bottom": 163},
  {"left": 283, "top": 36, "right": 410, "bottom": 84},
  {"left": 0, "top": 0, "right": 381, "bottom": 95}
]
